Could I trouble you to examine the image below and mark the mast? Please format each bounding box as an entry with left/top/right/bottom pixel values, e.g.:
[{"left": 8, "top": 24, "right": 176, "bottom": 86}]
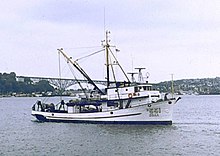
[
  {"left": 102, "top": 31, "right": 131, "bottom": 86},
  {"left": 105, "top": 30, "right": 110, "bottom": 87},
  {"left": 171, "top": 74, "right": 174, "bottom": 98}
]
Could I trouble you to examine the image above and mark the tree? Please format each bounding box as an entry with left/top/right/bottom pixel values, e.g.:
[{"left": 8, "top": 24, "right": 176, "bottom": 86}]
[
  {"left": 0, "top": 72, "right": 55, "bottom": 94},
  {"left": 35, "top": 80, "right": 54, "bottom": 92}
]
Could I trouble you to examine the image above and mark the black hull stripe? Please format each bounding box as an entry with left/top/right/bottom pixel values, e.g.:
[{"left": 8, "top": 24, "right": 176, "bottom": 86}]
[{"left": 44, "top": 112, "right": 142, "bottom": 120}]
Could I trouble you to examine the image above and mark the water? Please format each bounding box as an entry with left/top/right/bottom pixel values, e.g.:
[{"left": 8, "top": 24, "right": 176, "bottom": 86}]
[{"left": 0, "top": 95, "right": 219, "bottom": 156}]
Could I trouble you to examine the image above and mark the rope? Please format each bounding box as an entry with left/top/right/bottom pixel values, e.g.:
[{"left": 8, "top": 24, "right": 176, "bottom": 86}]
[{"left": 75, "top": 49, "right": 105, "bottom": 62}]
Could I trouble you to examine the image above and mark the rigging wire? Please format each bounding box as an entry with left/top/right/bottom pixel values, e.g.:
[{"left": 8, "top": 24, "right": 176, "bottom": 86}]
[
  {"left": 42, "top": 96, "right": 50, "bottom": 103},
  {"left": 65, "top": 46, "right": 102, "bottom": 50},
  {"left": 75, "top": 49, "right": 105, "bottom": 62},
  {"left": 66, "top": 59, "right": 89, "bottom": 99},
  {"left": 108, "top": 48, "right": 130, "bottom": 82},
  {"left": 109, "top": 55, "right": 121, "bottom": 99},
  {"left": 109, "top": 56, "right": 117, "bottom": 83},
  {"left": 58, "top": 51, "right": 63, "bottom": 101}
]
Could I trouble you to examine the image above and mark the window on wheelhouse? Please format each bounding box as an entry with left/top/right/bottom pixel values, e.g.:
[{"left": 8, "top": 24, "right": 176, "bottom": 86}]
[
  {"left": 135, "top": 87, "right": 139, "bottom": 92},
  {"left": 147, "top": 86, "right": 151, "bottom": 90},
  {"left": 135, "top": 86, "right": 152, "bottom": 92}
]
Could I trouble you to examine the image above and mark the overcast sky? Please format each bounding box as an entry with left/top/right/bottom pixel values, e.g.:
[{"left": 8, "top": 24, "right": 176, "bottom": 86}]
[{"left": 1, "top": 0, "right": 220, "bottom": 82}]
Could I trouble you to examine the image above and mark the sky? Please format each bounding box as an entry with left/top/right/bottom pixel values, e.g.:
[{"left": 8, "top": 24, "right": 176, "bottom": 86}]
[{"left": 1, "top": 0, "right": 220, "bottom": 83}]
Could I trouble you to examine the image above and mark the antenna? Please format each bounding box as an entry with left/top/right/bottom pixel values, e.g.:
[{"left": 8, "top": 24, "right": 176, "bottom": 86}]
[
  {"left": 104, "top": 7, "right": 106, "bottom": 38},
  {"left": 131, "top": 53, "right": 134, "bottom": 72}
]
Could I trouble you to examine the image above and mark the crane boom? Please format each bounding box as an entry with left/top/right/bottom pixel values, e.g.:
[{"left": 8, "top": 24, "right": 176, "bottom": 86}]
[{"left": 57, "top": 48, "right": 105, "bottom": 95}]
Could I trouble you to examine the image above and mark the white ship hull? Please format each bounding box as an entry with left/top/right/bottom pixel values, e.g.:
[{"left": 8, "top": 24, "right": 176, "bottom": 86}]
[
  {"left": 31, "top": 32, "right": 181, "bottom": 125},
  {"left": 32, "top": 99, "right": 176, "bottom": 125}
]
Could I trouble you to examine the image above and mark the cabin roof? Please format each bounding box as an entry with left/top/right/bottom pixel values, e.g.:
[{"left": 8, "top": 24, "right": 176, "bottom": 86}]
[{"left": 67, "top": 101, "right": 102, "bottom": 106}]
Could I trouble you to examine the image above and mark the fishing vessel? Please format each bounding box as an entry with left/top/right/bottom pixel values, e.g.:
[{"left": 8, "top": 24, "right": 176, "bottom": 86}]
[{"left": 31, "top": 31, "right": 181, "bottom": 124}]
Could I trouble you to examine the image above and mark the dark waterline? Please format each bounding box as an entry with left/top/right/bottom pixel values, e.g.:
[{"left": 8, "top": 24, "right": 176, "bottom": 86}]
[{"left": 0, "top": 96, "right": 219, "bottom": 156}]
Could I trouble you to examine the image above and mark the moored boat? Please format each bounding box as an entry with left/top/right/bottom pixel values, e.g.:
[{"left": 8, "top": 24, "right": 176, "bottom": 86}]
[{"left": 31, "top": 31, "right": 181, "bottom": 124}]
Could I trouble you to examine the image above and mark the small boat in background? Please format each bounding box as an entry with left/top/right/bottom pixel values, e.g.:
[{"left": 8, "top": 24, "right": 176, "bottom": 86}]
[{"left": 31, "top": 31, "right": 181, "bottom": 124}]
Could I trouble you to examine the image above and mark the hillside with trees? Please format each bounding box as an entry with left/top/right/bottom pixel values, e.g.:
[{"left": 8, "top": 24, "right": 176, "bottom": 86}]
[
  {"left": 1, "top": 72, "right": 220, "bottom": 96},
  {"left": 0, "top": 72, "right": 54, "bottom": 96},
  {"left": 154, "top": 77, "right": 220, "bottom": 95}
]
